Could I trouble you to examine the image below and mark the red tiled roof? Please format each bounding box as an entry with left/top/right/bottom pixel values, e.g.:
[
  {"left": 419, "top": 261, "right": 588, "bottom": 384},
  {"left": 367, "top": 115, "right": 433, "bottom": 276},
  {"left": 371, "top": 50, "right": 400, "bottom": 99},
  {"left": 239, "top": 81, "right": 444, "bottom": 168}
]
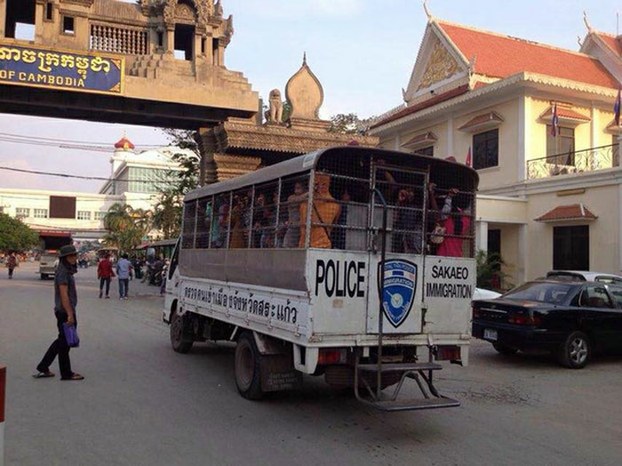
[
  {"left": 438, "top": 21, "right": 619, "bottom": 88},
  {"left": 595, "top": 32, "right": 622, "bottom": 56},
  {"left": 401, "top": 131, "right": 438, "bottom": 148},
  {"left": 371, "top": 84, "right": 469, "bottom": 128},
  {"left": 459, "top": 111, "right": 504, "bottom": 131},
  {"left": 114, "top": 136, "right": 135, "bottom": 150},
  {"left": 535, "top": 204, "right": 597, "bottom": 222},
  {"left": 540, "top": 105, "right": 591, "bottom": 122}
]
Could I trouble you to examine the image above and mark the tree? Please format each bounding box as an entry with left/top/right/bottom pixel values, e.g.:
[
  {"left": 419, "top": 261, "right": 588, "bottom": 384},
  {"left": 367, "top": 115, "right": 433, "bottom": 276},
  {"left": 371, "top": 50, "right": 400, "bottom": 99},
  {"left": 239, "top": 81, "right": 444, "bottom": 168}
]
[
  {"left": 476, "top": 250, "right": 511, "bottom": 291},
  {"left": 328, "top": 113, "right": 377, "bottom": 135},
  {"left": 161, "top": 128, "right": 200, "bottom": 194},
  {"left": 103, "top": 203, "right": 152, "bottom": 253},
  {"left": 152, "top": 189, "right": 183, "bottom": 239},
  {"left": 0, "top": 213, "right": 39, "bottom": 251}
]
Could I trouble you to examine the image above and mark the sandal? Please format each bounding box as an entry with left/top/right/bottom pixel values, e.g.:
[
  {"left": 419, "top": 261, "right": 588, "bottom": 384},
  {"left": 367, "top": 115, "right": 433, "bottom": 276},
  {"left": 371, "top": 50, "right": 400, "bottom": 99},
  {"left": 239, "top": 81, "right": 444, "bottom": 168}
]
[
  {"left": 33, "top": 371, "right": 55, "bottom": 379},
  {"left": 61, "top": 373, "right": 85, "bottom": 381}
]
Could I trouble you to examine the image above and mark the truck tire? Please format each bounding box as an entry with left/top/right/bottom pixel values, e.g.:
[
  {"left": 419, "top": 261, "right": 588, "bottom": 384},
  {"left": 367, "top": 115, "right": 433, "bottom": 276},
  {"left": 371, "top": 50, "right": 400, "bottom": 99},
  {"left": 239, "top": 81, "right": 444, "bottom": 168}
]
[
  {"left": 170, "top": 310, "right": 193, "bottom": 354},
  {"left": 234, "top": 332, "right": 264, "bottom": 400},
  {"left": 41, "top": 274, "right": 48, "bottom": 280},
  {"left": 558, "top": 331, "right": 590, "bottom": 369}
]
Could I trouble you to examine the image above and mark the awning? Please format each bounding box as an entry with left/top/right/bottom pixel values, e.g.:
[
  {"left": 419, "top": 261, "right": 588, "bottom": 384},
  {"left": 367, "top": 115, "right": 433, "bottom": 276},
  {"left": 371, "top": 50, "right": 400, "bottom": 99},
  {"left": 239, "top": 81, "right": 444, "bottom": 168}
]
[
  {"left": 539, "top": 105, "right": 591, "bottom": 127},
  {"left": 458, "top": 111, "right": 504, "bottom": 133},
  {"left": 401, "top": 131, "right": 438, "bottom": 150},
  {"left": 535, "top": 204, "right": 597, "bottom": 222},
  {"left": 605, "top": 119, "right": 622, "bottom": 134}
]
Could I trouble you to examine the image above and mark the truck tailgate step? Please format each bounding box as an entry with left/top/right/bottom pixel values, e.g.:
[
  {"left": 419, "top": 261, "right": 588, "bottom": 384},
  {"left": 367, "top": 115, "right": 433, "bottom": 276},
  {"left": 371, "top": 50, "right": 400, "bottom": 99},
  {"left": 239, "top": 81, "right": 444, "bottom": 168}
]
[
  {"left": 369, "top": 397, "right": 460, "bottom": 412},
  {"left": 357, "top": 362, "right": 442, "bottom": 373}
]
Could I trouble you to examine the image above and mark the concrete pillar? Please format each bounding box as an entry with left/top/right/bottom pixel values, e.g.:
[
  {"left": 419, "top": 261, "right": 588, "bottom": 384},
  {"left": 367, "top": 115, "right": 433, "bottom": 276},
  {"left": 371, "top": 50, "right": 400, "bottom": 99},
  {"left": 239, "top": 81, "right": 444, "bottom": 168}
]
[
  {"left": 517, "top": 224, "right": 527, "bottom": 283},
  {"left": 196, "top": 128, "right": 218, "bottom": 186},
  {"left": 166, "top": 27, "right": 174, "bottom": 56},
  {"left": 0, "top": 0, "right": 7, "bottom": 37},
  {"left": 204, "top": 33, "right": 213, "bottom": 63},
  {"left": 475, "top": 220, "right": 488, "bottom": 253},
  {"left": 217, "top": 39, "right": 225, "bottom": 67},
  {"left": 0, "top": 366, "right": 5, "bottom": 466}
]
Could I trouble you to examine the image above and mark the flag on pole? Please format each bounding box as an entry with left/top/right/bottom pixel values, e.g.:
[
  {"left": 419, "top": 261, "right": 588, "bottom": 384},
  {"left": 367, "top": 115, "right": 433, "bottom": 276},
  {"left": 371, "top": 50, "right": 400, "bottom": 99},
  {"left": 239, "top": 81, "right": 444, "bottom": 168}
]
[
  {"left": 550, "top": 103, "right": 559, "bottom": 137},
  {"left": 465, "top": 146, "right": 472, "bottom": 167},
  {"left": 614, "top": 88, "right": 621, "bottom": 127}
]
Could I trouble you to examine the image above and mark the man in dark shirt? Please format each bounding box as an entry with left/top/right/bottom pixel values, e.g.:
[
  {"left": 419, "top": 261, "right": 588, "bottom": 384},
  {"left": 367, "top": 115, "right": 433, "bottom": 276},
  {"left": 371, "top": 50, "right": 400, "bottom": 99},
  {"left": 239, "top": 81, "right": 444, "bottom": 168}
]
[{"left": 34, "top": 244, "right": 84, "bottom": 381}]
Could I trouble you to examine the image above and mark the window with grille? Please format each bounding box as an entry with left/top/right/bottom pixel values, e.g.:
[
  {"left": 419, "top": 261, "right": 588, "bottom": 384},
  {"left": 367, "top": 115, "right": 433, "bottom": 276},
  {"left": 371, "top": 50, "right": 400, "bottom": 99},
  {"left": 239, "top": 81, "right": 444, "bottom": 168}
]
[
  {"left": 34, "top": 208, "right": 48, "bottom": 218},
  {"left": 77, "top": 210, "right": 91, "bottom": 220},
  {"left": 553, "top": 225, "right": 589, "bottom": 270},
  {"left": 15, "top": 207, "right": 30, "bottom": 218},
  {"left": 94, "top": 211, "right": 106, "bottom": 221},
  {"left": 473, "top": 129, "right": 499, "bottom": 169}
]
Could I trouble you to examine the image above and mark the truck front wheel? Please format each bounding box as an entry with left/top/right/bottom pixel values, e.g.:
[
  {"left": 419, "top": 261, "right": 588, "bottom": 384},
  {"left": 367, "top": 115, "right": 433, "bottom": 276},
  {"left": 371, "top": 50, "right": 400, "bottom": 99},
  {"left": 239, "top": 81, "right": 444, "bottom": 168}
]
[
  {"left": 234, "top": 332, "right": 264, "bottom": 400},
  {"left": 170, "top": 310, "right": 193, "bottom": 354}
]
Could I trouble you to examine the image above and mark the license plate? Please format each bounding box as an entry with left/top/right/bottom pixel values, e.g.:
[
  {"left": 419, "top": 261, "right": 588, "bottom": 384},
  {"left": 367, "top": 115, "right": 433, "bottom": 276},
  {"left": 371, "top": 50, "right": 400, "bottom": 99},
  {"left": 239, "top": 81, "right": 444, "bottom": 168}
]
[{"left": 484, "top": 329, "right": 498, "bottom": 341}]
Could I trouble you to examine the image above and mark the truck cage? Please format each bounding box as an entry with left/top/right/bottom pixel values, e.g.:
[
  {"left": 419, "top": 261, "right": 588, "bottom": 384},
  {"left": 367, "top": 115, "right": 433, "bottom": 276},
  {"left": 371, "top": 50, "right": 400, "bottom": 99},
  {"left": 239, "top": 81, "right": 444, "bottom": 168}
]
[{"left": 169, "top": 146, "right": 479, "bottom": 411}]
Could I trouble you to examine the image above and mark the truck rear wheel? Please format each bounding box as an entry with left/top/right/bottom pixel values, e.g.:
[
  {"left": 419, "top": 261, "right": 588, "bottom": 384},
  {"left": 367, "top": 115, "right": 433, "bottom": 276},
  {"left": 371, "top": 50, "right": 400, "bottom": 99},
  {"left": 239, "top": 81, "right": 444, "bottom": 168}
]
[
  {"left": 170, "top": 310, "right": 193, "bottom": 354},
  {"left": 234, "top": 332, "right": 264, "bottom": 400},
  {"left": 41, "top": 274, "right": 48, "bottom": 280}
]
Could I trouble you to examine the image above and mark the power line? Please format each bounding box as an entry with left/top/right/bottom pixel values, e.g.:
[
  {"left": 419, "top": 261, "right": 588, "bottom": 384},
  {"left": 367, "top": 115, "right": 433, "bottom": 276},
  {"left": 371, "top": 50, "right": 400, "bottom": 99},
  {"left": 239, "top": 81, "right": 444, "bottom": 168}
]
[
  {"left": 0, "top": 131, "right": 166, "bottom": 148},
  {"left": 0, "top": 165, "right": 185, "bottom": 185}
]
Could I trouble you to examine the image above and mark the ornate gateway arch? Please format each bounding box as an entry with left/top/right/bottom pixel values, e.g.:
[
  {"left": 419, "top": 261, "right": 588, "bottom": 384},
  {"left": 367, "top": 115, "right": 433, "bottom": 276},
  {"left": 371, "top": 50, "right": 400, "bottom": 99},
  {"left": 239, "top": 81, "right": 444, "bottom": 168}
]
[{"left": 0, "top": 0, "right": 257, "bottom": 129}]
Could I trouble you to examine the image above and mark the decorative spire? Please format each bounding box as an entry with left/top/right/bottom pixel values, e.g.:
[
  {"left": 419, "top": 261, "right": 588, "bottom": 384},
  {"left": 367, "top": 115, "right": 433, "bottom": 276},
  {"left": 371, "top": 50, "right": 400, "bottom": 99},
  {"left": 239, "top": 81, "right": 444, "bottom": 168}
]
[
  {"left": 423, "top": 0, "right": 432, "bottom": 20},
  {"left": 303, "top": 51, "right": 307, "bottom": 66},
  {"left": 583, "top": 11, "right": 593, "bottom": 33}
]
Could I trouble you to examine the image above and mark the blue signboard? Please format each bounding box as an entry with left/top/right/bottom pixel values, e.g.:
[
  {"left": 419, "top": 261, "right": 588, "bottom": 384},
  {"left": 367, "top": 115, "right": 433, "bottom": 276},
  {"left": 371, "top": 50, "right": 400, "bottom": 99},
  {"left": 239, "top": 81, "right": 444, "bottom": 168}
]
[{"left": 0, "top": 44, "right": 124, "bottom": 95}]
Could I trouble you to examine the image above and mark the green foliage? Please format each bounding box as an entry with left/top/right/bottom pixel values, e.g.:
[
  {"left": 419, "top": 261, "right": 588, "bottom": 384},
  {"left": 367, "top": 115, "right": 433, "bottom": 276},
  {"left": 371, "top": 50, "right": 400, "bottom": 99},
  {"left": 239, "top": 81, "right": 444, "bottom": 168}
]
[
  {"left": 476, "top": 250, "right": 510, "bottom": 291},
  {"left": 0, "top": 213, "right": 39, "bottom": 251},
  {"left": 152, "top": 190, "right": 183, "bottom": 239},
  {"left": 328, "top": 113, "right": 377, "bottom": 135},
  {"left": 161, "top": 128, "right": 200, "bottom": 195},
  {"left": 103, "top": 203, "right": 151, "bottom": 253}
]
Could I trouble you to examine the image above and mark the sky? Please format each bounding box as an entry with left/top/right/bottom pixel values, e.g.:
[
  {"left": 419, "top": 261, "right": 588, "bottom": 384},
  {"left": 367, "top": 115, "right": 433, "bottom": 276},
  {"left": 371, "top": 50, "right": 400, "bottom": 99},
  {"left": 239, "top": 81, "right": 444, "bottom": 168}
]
[{"left": 1, "top": 0, "right": 621, "bottom": 193}]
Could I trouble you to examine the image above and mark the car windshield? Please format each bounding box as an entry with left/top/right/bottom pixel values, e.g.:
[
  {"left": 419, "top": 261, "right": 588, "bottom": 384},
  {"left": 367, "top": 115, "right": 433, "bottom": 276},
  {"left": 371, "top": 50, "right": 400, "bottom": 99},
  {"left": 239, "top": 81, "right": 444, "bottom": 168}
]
[{"left": 503, "top": 282, "right": 574, "bottom": 304}]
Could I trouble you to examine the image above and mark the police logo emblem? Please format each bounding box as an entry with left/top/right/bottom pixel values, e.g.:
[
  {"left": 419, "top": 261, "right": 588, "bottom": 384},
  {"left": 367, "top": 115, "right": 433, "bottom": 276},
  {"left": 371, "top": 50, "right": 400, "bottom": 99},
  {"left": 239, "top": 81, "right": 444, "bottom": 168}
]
[{"left": 378, "top": 259, "right": 417, "bottom": 328}]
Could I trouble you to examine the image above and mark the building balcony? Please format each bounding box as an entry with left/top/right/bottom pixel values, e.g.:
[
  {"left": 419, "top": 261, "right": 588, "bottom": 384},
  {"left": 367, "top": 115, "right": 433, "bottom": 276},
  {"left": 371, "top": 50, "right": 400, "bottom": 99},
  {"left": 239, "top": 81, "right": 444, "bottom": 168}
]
[{"left": 526, "top": 144, "right": 619, "bottom": 180}]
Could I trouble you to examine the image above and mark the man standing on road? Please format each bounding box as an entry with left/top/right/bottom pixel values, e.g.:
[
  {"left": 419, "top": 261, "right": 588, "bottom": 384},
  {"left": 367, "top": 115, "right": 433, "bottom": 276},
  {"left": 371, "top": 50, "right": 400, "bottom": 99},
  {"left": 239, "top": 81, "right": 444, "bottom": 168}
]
[
  {"left": 116, "top": 253, "right": 133, "bottom": 300},
  {"left": 97, "top": 253, "right": 115, "bottom": 298},
  {"left": 34, "top": 244, "right": 84, "bottom": 381},
  {"left": 6, "top": 252, "right": 17, "bottom": 279}
]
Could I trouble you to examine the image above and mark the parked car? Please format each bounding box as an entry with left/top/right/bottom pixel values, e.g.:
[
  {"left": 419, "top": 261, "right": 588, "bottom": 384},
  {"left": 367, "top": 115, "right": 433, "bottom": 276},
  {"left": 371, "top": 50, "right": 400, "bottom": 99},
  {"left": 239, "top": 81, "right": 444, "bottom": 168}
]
[
  {"left": 473, "top": 288, "right": 502, "bottom": 300},
  {"left": 472, "top": 280, "right": 622, "bottom": 368},
  {"left": 546, "top": 270, "right": 622, "bottom": 285}
]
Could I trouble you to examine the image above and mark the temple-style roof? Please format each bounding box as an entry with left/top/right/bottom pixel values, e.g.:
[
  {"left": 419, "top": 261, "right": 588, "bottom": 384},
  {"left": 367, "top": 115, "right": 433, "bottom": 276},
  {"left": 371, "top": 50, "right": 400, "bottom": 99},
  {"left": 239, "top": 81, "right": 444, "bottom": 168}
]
[{"left": 437, "top": 20, "right": 618, "bottom": 88}]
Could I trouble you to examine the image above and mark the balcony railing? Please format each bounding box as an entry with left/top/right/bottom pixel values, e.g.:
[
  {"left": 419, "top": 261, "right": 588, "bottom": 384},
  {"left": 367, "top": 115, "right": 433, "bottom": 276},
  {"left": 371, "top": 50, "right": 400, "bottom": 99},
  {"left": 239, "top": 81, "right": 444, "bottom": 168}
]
[{"left": 527, "top": 144, "right": 620, "bottom": 180}]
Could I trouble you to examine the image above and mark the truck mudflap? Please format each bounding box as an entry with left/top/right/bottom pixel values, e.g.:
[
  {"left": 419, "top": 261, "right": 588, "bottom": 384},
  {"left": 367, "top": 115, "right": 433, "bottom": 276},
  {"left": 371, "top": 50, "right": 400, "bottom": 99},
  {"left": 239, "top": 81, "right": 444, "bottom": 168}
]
[{"left": 353, "top": 348, "right": 460, "bottom": 412}]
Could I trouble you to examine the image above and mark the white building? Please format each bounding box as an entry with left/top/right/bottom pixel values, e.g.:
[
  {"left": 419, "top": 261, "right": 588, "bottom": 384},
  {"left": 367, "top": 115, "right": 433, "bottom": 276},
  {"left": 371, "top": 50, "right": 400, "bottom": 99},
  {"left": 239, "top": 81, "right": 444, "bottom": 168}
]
[{"left": 0, "top": 135, "right": 193, "bottom": 242}]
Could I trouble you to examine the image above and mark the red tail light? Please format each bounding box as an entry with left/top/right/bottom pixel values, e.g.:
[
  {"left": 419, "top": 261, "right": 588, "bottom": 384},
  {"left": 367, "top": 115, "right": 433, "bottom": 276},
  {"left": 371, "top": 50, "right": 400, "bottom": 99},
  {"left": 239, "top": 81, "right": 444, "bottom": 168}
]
[
  {"left": 435, "top": 345, "right": 461, "bottom": 361},
  {"left": 318, "top": 349, "right": 346, "bottom": 365},
  {"left": 508, "top": 313, "right": 542, "bottom": 326}
]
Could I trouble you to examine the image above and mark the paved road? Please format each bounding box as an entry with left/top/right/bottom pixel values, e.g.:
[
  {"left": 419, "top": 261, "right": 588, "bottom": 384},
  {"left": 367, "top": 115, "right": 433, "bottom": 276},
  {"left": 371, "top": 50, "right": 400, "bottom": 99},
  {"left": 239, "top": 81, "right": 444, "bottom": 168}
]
[{"left": 1, "top": 263, "right": 621, "bottom": 465}]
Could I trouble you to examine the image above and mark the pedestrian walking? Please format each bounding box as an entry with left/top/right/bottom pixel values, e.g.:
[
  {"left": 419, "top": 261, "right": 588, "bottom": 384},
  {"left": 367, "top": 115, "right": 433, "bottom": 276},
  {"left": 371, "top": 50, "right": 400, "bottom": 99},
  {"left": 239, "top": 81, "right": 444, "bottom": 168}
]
[
  {"left": 6, "top": 252, "right": 17, "bottom": 279},
  {"left": 116, "top": 253, "right": 133, "bottom": 300},
  {"left": 97, "top": 253, "right": 115, "bottom": 298},
  {"left": 34, "top": 244, "right": 84, "bottom": 381}
]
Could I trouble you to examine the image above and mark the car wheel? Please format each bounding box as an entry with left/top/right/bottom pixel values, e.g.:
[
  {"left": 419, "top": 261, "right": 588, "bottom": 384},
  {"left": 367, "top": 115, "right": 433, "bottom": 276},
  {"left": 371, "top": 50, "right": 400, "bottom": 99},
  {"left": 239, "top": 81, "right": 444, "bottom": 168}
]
[
  {"left": 492, "top": 342, "right": 518, "bottom": 355},
  {"left": 558, "top": 331, "right": 591, "bottom": 369}
]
